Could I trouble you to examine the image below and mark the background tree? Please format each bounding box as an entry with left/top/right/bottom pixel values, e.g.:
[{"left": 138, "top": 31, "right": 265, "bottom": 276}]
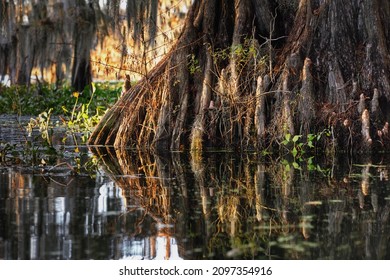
[
  {"left": 70, "top": 1, "right": 97, "bottom": 91},
  {"left": 0, "top": 0, "right": 101, "bottom": 89},
  {"left": 89, "top": 0, "right": 390, "bottom": 153},
  {"left": 0, "top": 0, "right": 167, "bottom": 89}
]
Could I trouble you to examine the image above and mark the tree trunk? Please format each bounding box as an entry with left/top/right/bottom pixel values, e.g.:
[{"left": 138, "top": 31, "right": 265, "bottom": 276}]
[
  {"left": 89, "top": 0, "right": 390, "bottom": 153},
  {"left": 71, "top": 2, "right": 96, "bottom": 92}
]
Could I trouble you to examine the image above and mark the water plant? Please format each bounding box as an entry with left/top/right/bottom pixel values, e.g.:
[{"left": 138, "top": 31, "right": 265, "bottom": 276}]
[
  {"left": 26, "top": 108, "right": 54, "bottom": 147},
  {"left": 0, "top": 83, "right": 121, "bottom": 116},
  {"left": 0, "top": 82, "right": 121, "bottom": 169},
  {"left": 0, "top": 142, "right": 18, "bottom": 164},
  {"left": 281, "top": 129, "right": 331, "bottom": 158},
  {"left": 62, "top": 83, "right": 108, "bottom": 142}
]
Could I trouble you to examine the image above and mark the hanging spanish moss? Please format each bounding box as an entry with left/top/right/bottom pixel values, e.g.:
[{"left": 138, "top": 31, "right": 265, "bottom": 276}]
[{"left": 0, "top": 0, "right": 162, "bottom": 88}]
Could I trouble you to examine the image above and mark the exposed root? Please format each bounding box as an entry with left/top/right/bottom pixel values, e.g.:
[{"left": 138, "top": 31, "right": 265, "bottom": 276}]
[{"left": 89, "top": 0, "right": 390, "bottom": 154}]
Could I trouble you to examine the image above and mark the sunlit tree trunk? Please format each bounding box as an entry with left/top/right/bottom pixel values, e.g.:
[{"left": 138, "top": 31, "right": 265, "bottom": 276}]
[{"left": 85, "top": 0, "right": 389, "bottom": 153}]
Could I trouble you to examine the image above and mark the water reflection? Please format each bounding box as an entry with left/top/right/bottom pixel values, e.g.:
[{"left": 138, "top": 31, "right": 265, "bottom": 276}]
[{"left": 1, "top": 149, "right": 390, "bottom": 259}]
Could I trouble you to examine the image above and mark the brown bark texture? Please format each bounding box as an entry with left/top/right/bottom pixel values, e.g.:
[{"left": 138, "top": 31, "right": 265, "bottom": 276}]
[{"left": 88, "top": 0, "right": 390, "bottom": 153}]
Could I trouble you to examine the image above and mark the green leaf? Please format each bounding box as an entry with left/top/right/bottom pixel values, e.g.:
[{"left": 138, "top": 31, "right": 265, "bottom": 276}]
[
  {"left": 292, "top": 135, "right": 301, "bottom": 143},
  {"left": 308, "top": 164, "right": 316, "bottom": 171},
  {"left": 292, "top": 162, "right": 301, "bottom": 170},
  {"left": 292, "top": 147, "right": 298, "bottom": 157},
  {"left": 285, "top": 133, "right": 291, "bottom": 142}
]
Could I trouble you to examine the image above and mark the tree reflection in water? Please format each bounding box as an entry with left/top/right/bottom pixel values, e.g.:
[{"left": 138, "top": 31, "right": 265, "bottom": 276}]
[{"left": 1, "top": 149, "right": 390, "bottom": 259}]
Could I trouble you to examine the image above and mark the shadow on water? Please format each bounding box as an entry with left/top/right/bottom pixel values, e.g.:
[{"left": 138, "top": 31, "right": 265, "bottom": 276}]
[{"left": 1, "top": 145, "right": 390, "bottom": 259}]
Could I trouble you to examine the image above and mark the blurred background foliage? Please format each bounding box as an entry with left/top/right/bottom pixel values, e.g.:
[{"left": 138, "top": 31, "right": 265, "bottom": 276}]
[{"left": 0, "top": 0, "right": 191, "bottom": 90}]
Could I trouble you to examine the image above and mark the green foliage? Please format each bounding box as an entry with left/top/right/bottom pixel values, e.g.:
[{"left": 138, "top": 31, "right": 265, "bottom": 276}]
[
  {"left": 0, "top": 142, "right": 17, "bottom": 163},
  {"left": 0, "top": 82, "right": 121, "bottom": 116},
  {"left": 24, "top": 108, "right": 62, "bottom": 166},
  {"left": 26, "top": 108, "right": 54, "bottom": 147},
  {"left": 188, "top": 54, "right": 201, "bottom": 75},
  {"left": 0, "top": 82, "right": 121, "bottom": 168},
  {"left": 211, "top": 47, "right": 229, "bottom": 64},
  {"left": 281, "top": 129, "right": 331, "bottom": 159},
  {"left": 211, "top": 38, "right": 263, "bottom": 68},
  {"left": 281, "top": 156, "right": 331, "bottom": 176},
  {"left": 11, "top": 83, "right": 120, "bottom": 144},
  {"left": 62, "top": 83, "right": 109, "bottom": 142}
]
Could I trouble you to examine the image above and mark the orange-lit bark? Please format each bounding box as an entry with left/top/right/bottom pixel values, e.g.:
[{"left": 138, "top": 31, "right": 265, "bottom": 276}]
[{"left": 89, "top": 0, "right": 390, "bottom": 153}]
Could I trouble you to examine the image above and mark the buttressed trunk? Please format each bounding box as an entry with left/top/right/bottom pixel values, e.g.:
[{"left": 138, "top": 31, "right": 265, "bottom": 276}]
[{"left": 88, "top": 0, "right": 390, "bottom": 153}]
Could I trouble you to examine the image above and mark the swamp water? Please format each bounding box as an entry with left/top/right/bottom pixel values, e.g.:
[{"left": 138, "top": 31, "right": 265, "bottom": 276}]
[{"left": 0, "top": 116, "right": 390, "bottom": 260}]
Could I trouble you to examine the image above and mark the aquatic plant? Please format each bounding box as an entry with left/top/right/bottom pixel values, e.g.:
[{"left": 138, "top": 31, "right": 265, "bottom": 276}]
[
  {"left": 280, "top": 129, "right": 331, "bottom": 158},
  {"left": 0, "top": 142, "right": 17, "bottom": 164},
  {"left": 62, "top": 83, "right": 110, "bottom": 142},
  {"left": 0, "top": 83, "right": 121, "bottom": 116}
]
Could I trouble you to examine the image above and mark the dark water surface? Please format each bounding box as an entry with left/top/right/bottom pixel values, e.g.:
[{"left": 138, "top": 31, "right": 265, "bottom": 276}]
[
  {"left": 1, "top": 116, "right": 390, "bottom": 260},
  {"left": 1, "top": 151, "right": 390, "bottom": 260}
]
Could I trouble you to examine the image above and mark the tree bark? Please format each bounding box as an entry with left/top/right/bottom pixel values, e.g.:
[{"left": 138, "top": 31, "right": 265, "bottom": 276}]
[
  {"left": 89, "top": 0, "right": 390, "bottom": 153},
  {"left": 71, "top": 2, "right": 96, "bottom": 91}
]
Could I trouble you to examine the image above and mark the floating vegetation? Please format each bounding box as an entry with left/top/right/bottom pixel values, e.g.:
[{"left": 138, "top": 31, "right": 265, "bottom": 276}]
[{"left": 0, "top": 83, "right": 120, "bottom": 116}]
